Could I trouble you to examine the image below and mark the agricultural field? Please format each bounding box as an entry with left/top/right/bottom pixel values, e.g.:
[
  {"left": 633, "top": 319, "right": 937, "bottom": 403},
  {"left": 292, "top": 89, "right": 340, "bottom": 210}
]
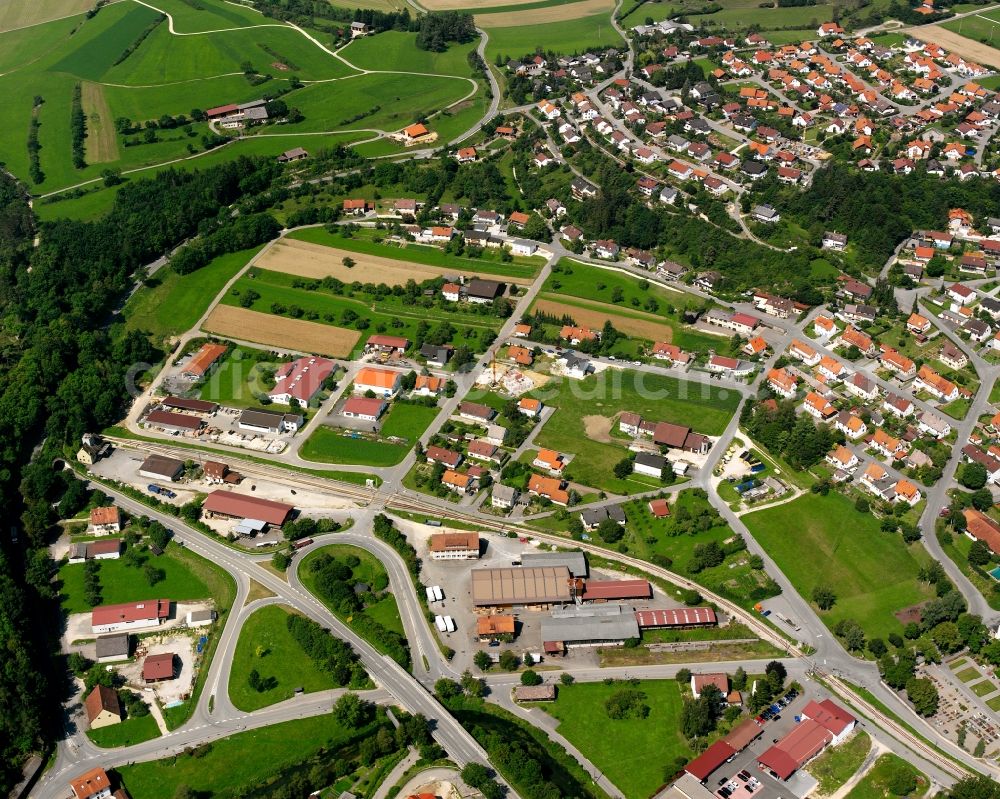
[
  {"left": 528, "top": 369, "right": 739, "bottom": 492},
  {"left": 0, "top": 0, "right": 92, "bottom": 32},
  {"left": 743, "top": 493, "right": 935, "bottom": 641},
  {"left": 341, "top": 29, "right": 478, "bottom": 76},
  {"left": 484, "top": 12, "right": 624, "bottom": 60},
  {"left": 125, "top": 246, "right": 261, "bottom": 342},
  {"left": 924, "top": 20, "right": 1000, "bottom": 67},
  {"left": 58, "top": 542, "right": 215, "bottom": 614},
  {"left": 37, "top": 131, "right": 370, "bottom": 222},
  {"left": 689, "top": 2, "right": 836, "bottom": 30},
  {"left": 228, "top": 605, "right": 339, "bottom": 711},
  {"left": 220, "top": 266, "right": 502, "bottom": 352},
  {"left": 535, "top": 679, "right": 694, "bottom": 799},
  {"left": 135, "top": 0, "right": 267, "bottom": 32},
  {"left": 476, "top": 0, "right": 613, "bottom": 27},
  {"left": 285, "top": 227, "right": 541, "bottom": 282},
  {"left": 203, "top": 304, "right": 361, "bottom": 358},
  {"left": 0, "top": 1, "right": 487, "bottom": 197},
  {"left": 532, "top": 263, "right": 723, "bottom": 350}
]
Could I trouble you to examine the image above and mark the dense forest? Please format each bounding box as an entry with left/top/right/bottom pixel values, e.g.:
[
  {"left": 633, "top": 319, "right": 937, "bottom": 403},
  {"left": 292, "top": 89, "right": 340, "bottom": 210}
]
[{"left": 0, "top": 157, "right": 281, "bottom": 791}]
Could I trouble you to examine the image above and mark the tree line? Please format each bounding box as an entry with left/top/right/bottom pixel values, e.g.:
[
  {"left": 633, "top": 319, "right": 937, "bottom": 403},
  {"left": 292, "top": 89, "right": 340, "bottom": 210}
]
[{"left": 0, "top": 157, "right": 280, "bottom": 791}]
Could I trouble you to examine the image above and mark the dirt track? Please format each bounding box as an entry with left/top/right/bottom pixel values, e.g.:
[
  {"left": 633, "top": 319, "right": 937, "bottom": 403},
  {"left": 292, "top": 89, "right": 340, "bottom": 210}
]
[
  {"left": 203, "top": 304, "right": 361, "bottom": 357},
  {"left": 476, "top": 0, "right": 612, "bottom": 27},
  {"left": 261, "top": 238, "right": 534, "bottom": 285},
  {"left": 904, "top": 23, "right": 1000, "bottom": 69},
  {"left": 533, "top": 296, "right": 673, "bottom": 342},
  {"left": 82, "top": 81, "right": 119, "bottom": 164}
]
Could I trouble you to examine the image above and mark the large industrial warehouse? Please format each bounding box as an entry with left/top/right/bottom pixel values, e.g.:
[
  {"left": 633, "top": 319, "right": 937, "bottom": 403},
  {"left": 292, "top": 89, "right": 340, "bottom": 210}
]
[{"left": 471, "top": 566, "right": 574, "bottom": 608}]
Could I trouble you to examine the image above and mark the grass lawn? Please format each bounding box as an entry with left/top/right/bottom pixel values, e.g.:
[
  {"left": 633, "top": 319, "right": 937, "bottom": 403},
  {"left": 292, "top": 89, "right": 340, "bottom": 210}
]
[
  {"left": 287, "top": 226, "right": 541, "bottom": 281},
  {"left": 743, "top": 493, "right": 935, "bottom": 641},
  {"left": 379, "top": 402, "right": 440, "bottom": 441},
  {"left": 942, "top": 14, "right": 1000, "bottom": 50},
  {"left": 197, "top": 344, "right": 290, "bottom": 409},
  {"left": 228, "top": 604, "right": 339, "bottom": 711},
  {"left": 955, "top": 666, "right": 981, "bottom": 682},
  {"left": 597, "top": 491, "right": 779, "bottom": 607},
  {"left": 87, "top": 714, "right": 160, "bottom": 748},
  {"left": 125, "top": 248, "right": 260, "bottom": 342},
  {"left": 970, "top": 679, "right": 998, "bottom": 697},
  {"left": 59, "top": 543, "right": 215, "bottom": 614},
  {"left": 528, "top": 369, "right": 739, "bottom": 492},
  {"left": 136, "top": 0, "right": 264, "bottom": 32},
  {"left": 807, "top": 732, "right": 871, "bottom": 795},
  {"left": 299, "top": 544, "right": 405, "bottom": 642},
  {"left": 117, "top": 714, "right": 366, "bottom": 799},
  {"left": 940, "top": 397, "right": 971, "bottom": 420},
  {"left": 990, "top": 378, "right": 1000, "bottom": 404},
  {"left": 845, "top": 753, "right": 928, "bottom": 799},
  {"left": 988, "top": 694, "right": 1000, "bottom": 712},
  {"left": 536, "top": 680, "right": 693, "bottom": 798},
  {"left": 301, "top": 426, "right": 409, "bottom": 466}
]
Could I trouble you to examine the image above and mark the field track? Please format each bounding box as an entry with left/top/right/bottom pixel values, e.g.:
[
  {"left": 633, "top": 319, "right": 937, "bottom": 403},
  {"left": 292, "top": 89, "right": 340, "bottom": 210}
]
[
  {"left": 82, "top": 81, "right": 120, "bottom": 163},
  {"left": 476, "top": 0, "right": 612, "bottom": 26},
  {"left": 203, "top": 304, "right": 361, "bottom": 357},
  {"left": 0, "top": 0, "right": 91, "bottom": 32},
  {"left": 533, "top": 296, "right": 674, "bottom": 341},
  {"left": 259, "top": 237, "right": 535, "bottom": 285},
  {"left": 906, "top": 23, "right": 1000, "bottom": 69}
]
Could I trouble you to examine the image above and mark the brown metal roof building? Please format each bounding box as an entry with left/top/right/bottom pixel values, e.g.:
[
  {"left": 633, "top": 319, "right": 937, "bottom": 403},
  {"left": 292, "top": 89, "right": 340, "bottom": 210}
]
[
  {"left": 143, "top": 653, "right": 176, "bottom": 682},
  {"left": 161, "top": 396, "right": 218, "bottom": 413},
  {"left": 471, "top": 566, "right": 573, "bottom": 607},
  {"left": 513, "top": 684, "right": 556, "bottom": 702},
  {"left": 581, "top": 579, "right": 650, "bottom": 601},
  {"left": 138, "top": 454, "right": 184, "bottom": 481},
  {"left": 145, "top": 410, "right": 204, "bottom": 433},
  {"left": 202, "top": 491, "right": 293, "bottom": 526}
]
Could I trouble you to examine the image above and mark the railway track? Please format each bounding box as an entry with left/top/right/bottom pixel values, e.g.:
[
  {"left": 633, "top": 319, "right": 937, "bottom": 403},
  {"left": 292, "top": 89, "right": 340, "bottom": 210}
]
[
  {"left": 385, "top": 496, "right": 983, "bottom": 782},
  {"left": 105, "top": 436, "right": 378, "bottom": 504},
  {"left": 101, "top": 441, "right": 981, "bottom": 782}
]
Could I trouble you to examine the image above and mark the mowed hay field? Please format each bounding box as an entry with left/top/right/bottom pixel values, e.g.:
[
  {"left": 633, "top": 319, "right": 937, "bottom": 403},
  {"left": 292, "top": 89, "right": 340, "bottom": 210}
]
[
  {"left": 0, "top": 0, "right": 92, "bottom": 32},
  {"left": 533, "top": 296, "right": 676, "bottom": 342},
  {"left": 928, "top": 21, "right": 1000, "bottom": 67},
  {"left": 260, "top": 237, "right": 535, "bottom": 285},
  {"left": 203, "top": 305, "right": 361, "bottom": 357},
  {"left": 82, "top": 81, "right": 119, "bottom": 163},
  {"left": 477, "top": 0, "right": 612, "bottom": 26}
]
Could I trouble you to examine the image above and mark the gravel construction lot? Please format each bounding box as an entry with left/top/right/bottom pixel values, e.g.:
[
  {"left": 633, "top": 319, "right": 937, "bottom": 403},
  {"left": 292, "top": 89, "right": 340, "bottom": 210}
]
[
  {"left": 907, "top": 23, "right": 1000, "bottom": 69},
  {"left": 257, "top": 237, "right": 535, "bottom": 286},
  {"left": 203, "top": 304, "right": 361, "bottom": 358},
  {"left": 477, "top": 0, "right": 612, "bottom": 26}
]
